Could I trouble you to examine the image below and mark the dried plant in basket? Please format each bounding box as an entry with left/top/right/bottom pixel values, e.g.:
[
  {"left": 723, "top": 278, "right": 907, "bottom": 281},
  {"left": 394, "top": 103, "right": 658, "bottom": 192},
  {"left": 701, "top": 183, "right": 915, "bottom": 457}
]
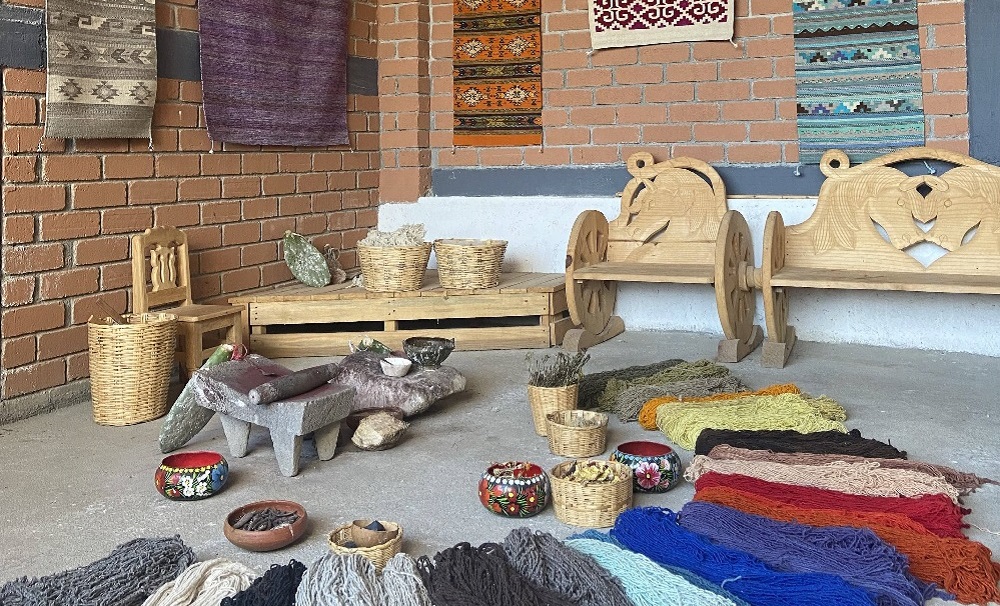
[
  {"left": 526, "top": 351, "right": 590, "bottom": 387},
  {"left": 358, "top": 223, "right": 427, "bottom": 247}
]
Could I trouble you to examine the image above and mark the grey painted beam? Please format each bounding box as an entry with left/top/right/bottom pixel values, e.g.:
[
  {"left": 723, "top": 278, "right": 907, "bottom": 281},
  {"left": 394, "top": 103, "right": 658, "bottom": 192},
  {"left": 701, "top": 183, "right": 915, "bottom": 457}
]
[
  {"left": 0, "top": 4, "right": 44, "bottom": 70},
  {"left": 967, "top": 1, "right": 998, "bottom": 164}
]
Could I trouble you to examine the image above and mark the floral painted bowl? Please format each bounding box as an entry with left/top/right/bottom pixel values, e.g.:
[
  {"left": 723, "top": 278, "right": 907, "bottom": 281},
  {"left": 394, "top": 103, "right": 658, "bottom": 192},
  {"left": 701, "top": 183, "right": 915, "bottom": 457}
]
[
  {"left": 402, "top": 336, "right": 455, "bottom": 368},
  {"left": 609, "top": 441, "right": 682, "bottom": 493},
  {"left": 154, "top": 450, "right": 229, "bottom": 501},
  {"left": 478, "top": 461, "right": 549, "bottom": 518}
]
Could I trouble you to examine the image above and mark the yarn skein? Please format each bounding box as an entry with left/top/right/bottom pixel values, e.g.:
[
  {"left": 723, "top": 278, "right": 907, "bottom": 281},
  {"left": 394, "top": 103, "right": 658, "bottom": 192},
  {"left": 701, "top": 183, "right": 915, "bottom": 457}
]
[
  {"left": 578, "top": 359, "right": 684, "bottom": 409},
  {"left": 381, "top": 554, "right": 435, "bottom": 606},
  {"left": 141, "top": 558, "right": 257, "bottom": 606},
  {"left": 568, "top": 530, "right": 753, "bottom": 606},
  {"left": 614, "top": 375, "right": 747, "bottom": 423},
  {"left": 705, "top": 444, "right": 996, "bottom": 495},
  {"left": 295, "top": 553, "right": 383, "bottom": 606},
  {"left": 611, "top": 507, "right": 876, "bottom": 606},
  {"left": 416, "top": 542, "right": 576, "bottom": 606},
  {"left": 637, "top": 383, "right": 801, "bottom": 429},
  {"left": 0, "top": 536, "right": 196, "bottom": 606},
  {"left": 677, "top": 500, "right": 940, "bottom": 606},
  {"left": 695, "top": 471, "right": 970, "bottom": 538},
  {"left": 656, "top": 394, "right": 848, "bottom": 449},
  {"left": 564, "top": 536, "right": 745, "bottom": 606},
  {"left": 685, "top": 455, "right": 961, "bottom": 502},
  {"left": 220, "top": 560, "right": 305, "bottom": 606},
  {"left": 693, "top": 484, "right": 1000, "bottom": 605},
  {"left": 597, "top": 360, "right": 732, "bottom": 412},
  {"left": 694, "top": 428, "right": 907, "bottom": 459},
  {"left": 500, "top": 528, "right": 631, "bottom": 606}
]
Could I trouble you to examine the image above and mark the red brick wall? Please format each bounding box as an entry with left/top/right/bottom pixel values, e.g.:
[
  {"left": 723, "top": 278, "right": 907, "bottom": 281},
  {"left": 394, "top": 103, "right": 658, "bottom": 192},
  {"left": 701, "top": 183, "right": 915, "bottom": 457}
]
[
  {"left": 0, "top": 0, "right": 380, "bottom": 402},
  {"left": 427, "top": 0, "right": 969, "bottom": 173}
]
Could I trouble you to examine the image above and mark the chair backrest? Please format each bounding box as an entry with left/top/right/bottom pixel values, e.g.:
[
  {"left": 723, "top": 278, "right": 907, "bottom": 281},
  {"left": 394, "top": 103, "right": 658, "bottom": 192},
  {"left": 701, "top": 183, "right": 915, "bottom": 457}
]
[{"left": 131, "top": 226, "right": 193, "bottom": 313}]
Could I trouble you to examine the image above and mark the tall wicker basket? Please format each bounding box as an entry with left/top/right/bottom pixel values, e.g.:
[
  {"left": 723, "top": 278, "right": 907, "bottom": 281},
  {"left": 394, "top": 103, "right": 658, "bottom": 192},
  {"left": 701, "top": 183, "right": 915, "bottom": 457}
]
[
  {"left": 358, "top": 243, "right": 432, "bottom": 292},
  {"left": 550, "top": 460, "right": 633, "bottom": 528},
  {"left": 434, "top": 239, "right": 508, "bottom": 289},
  {"left": 88, "top": 313, "right": 177, "bottom": 426},
  {"left": 527, "top": 383, "right": 578, "bottom": 436}
]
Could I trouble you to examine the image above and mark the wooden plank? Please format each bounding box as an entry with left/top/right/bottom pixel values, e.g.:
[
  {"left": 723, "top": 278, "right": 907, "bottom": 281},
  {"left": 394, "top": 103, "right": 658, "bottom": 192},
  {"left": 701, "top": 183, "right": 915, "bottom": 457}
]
[
  {"left": 249, "top": 326, "right": 552, "bottom": 357},
  {"left": 771, "top": 267, "right": 1000, "bottom": 294},
  {"left": 573, "top": 262, "right": 715, "bottom": 284},
  {"left": 550, "top": 315, "right": 576, "bottom": 346},
  {"left": 250, "top": 292, "right": 553, "bottom": 325}
]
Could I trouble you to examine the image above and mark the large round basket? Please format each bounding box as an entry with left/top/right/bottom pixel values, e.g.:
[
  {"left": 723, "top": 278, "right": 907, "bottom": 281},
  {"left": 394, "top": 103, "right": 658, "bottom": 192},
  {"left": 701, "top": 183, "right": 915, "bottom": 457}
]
[
  {"left": 527, "top": 384, "right": 578, "bottom": 437},
  {"left": 358, "top": 243, "right": 431, "bottom": 292},
  {"left": 546, "top": 409, "right": 608, "bottom": 457},
  {"left": 328, "top": 520, "right": 403, "bottom": 571},
  {"left": 550, "top": 460, "right": 633, "bottom": 528},
  {"left": 434, "top": 239, "right": 508, "bottom": 289},
  {"left": 88, "top": 312, "right": 177, "bottom": 426}
]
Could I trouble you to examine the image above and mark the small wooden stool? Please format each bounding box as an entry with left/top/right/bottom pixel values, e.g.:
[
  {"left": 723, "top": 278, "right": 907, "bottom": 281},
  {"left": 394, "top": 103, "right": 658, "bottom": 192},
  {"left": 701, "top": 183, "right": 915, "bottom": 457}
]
[{"left": 192, "top": 356, "right": 354, "bottom": 477}]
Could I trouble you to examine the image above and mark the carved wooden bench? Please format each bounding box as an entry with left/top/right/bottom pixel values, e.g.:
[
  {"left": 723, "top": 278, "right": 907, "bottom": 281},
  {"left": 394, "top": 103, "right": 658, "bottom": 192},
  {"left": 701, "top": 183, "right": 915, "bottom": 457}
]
[
  {"left": 759, "top": 147, "right": 1000, "bottom": 367},
  {"left": 564, "top": 152, "right": 763, "bottom": 362}
]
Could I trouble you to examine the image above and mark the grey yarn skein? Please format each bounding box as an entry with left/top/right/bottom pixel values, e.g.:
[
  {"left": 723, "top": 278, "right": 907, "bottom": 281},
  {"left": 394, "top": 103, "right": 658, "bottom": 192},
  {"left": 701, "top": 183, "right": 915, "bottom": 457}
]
[
  {"left": 614, "top": 375, "right": 747, "bottom": 422},
  {"left": 501, "top": 528, "right": 633, "bottom": 606},
  {"left": 295, "top": 552, "right": 432, "bottom": 606},
  {"left": 382, "top": 554, "right": 434, "bottom": 606},
  {"left": 0, "top": 536, "right": 196, "bottom": 606}
]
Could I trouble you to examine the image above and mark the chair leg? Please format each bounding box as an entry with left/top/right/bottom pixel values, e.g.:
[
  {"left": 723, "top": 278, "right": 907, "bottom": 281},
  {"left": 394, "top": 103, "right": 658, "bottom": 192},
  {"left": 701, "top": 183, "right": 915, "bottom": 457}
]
[
  {"left": 227, "top": 317, "right": 244, "bottom": 348},
  {"left": 181, "top": 327, "right": 204, "bottom": 380}
]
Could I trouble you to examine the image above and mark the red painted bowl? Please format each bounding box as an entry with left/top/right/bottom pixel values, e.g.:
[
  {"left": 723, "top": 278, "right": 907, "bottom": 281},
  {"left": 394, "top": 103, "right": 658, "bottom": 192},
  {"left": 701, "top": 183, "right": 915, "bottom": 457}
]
[
  {"left": 154, "top": 451, "right": 229, "bottom": 501},
  {"left": 478, "top": 461, "right": 549, "bottom": 517},
  {"left": 610, "top": 441, "right": 682, "bottom": 493}
]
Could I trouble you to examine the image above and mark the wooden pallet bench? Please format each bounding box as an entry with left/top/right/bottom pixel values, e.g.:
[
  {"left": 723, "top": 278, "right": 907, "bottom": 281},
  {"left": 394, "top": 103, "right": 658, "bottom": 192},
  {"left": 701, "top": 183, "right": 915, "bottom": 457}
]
[
  {"left": 757, "top": 147, "right": 1000, "bottom": 367},
  {"left": 229, "top": 272, "right": 573, "bottom": 357}
]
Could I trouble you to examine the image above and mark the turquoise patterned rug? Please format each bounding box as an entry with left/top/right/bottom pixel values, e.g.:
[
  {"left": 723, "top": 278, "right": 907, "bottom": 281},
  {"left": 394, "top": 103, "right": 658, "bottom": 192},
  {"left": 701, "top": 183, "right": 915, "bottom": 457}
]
[{"left": 793, "top": 0, "right": 925, "bottom": 163}]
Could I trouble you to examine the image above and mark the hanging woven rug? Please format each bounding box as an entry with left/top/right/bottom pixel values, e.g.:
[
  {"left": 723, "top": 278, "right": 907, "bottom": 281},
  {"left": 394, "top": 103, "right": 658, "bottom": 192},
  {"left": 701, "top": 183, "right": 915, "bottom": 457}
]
[
  {"left": 453, "top": 0, "right": 542, "bottom": 146},
  {"left": 587, "top": 0, "right": 733, "bottom": 50}
]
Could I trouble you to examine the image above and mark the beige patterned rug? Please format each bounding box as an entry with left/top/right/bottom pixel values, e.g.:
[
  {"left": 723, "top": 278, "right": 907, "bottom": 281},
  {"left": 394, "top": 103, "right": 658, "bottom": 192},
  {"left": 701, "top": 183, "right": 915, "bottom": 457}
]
[{"left": 44, "top": 0, "right": 157, "bottom": 139}]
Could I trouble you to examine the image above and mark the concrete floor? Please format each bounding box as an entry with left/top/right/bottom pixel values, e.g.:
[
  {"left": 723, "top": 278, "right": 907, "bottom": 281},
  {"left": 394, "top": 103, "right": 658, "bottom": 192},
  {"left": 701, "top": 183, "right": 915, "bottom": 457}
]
[{"left": 2, "top": 329, "right": 999, "bottom": 601}]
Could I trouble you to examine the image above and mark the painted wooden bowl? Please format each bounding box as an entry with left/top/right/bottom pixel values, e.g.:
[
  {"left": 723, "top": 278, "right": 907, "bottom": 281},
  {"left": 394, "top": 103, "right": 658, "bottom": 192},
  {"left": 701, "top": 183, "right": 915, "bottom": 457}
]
[
  {"left": 224, "top": 500, "right": 308, "bottom": 552},
  {"left": 154, "top": 450, "right": 228, "bottom": 500},
  {"left": 402, "top": 336, "right": 455, "bottom": 367},
  {"left": 610, "top": 441, "right": 683, "bottom": 493},
  {"left": 478, "top": 461, "right": 550, "bottom": 517}
]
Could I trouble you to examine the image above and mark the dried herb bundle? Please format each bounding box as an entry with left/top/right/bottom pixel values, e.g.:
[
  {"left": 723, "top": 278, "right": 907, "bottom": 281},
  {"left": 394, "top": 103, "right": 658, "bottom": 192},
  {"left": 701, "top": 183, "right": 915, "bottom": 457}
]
[{"left": 526, "top": 351, "right": 590, "bottom": 387}]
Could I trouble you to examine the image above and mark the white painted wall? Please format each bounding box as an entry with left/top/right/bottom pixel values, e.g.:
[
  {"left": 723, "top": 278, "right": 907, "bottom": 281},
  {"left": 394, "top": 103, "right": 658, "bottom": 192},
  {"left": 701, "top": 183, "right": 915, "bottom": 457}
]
[{"left": 379, "top": 196, "right": 1000, "bottom": 357}]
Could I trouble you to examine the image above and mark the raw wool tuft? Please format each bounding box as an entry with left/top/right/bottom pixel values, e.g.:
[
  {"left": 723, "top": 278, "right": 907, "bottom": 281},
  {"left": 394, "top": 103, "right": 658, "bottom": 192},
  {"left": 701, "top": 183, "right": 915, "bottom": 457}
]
[
  {"left": 141, "top": 559, "right": 258, "bottom": 606},
  {"left": 705, "top": 444, "right": 998, "bottom": 495},
  {"left": 613, "top": 375, "right": 747, "bottom": 423},
  {"left": 656, "top": 393, "right": 848, "bottom": 450},
  {"left": 221, "top": 560, "right": 305, "bottom": 606},
  {"left": 694, "top": 427, "right": 907, "bottom": 459},
  {"left": 577, "top": 359, "right": 684, "bottom": 410},
  {"left": 295, "top": 553, "right": 431, "bottom": 606},
  {"left": 694, "top": 471, "right": 970, "bottom": 539},
  {"left": 637, "top": 383, "right": 801, "bottom": 429},
  {"left": 685, "top": 456, "right": 961, "bottom": 502},
  {"left": 500, "top": 528, "right": 631, "bottom": 606},
  {"left": 596, "top": 360, "right": 732, "bottom": 412},
  {"left": 358, "top": 224, "right": 427, "bottom": 247},
  {"left": 677, "top": 501, "right": 938, "bottom": 606},
  {"left": 693, "top": 484, "right": 1000, "bottom": 605},
  {"left": 0, "top": 536, "right": 196, "bottom": 606},
  {"left": 611, "top": 507, "right": 876, "bottom": 606},
  {"left": 564, "top": 535, "right": 747, "bottom": 606}
]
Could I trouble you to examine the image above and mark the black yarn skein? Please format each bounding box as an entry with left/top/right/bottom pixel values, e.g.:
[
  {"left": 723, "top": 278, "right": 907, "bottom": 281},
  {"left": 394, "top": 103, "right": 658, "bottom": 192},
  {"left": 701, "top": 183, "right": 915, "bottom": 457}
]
[
  {"left": 221, "top": 560, "right": 306, "bottom": 606},
  {"left": 694, "top": 428, "right": 907, "bottom": 459}
]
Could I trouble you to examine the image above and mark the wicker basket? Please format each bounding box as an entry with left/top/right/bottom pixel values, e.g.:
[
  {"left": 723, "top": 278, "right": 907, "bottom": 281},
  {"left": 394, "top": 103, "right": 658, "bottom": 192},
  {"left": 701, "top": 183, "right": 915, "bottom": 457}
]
[
  {"left": 88, "top": 313, "right": 177, "bottom": 426},
  {"left": 358, "top": 243, "right": 432, "bottom": 292},
  {"left": 527, "top": 384, "right": 578, "bottom": 436},
  {"left": 550, "top": 460, "right": 633, "bottom": 528},
  {"left": 546, "top": 409, "right": 608, "bottom": 457},
  {"left": 434, "top": 239, "right": 508, "bottom": 289},
  {"left": 328, "top": 520, "right": 403, "bottom": 570}
]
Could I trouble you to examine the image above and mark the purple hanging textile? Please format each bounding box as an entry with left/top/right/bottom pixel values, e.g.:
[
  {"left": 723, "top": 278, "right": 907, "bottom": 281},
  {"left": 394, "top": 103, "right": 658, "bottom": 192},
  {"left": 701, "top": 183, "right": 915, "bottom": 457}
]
[{"left": 198, "top": 0, "right": 349, "bottom": 146}]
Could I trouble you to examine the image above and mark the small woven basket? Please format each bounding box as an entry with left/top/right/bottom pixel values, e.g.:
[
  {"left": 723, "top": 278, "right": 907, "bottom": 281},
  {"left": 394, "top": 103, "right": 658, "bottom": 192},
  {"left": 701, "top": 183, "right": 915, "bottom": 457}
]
[
  {"left": 328, "top": 520, "right": 403, "bottom": 571},
  {"left": 434, "top": 239, "right": 508, "bottom": 289},
  {"left": 358, "top": 243, "right": 431, "bottom": 292},
  {"left": 527, "top": 384, "right": 578, "bottom": 437},
  {"left": 88, "top": 313, "right": 177, "bottom": 426},
  {"left": 546, "top": 409, "right": 609, "bottom": 457},
  {"left": 550, "top": 460, "right": 633, "bottom": 528}
]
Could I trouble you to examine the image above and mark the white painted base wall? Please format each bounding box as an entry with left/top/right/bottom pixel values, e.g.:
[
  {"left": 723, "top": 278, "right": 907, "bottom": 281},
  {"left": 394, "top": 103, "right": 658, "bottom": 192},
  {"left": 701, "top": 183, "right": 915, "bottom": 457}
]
[{"left": 379, "top": 196, "right": 1000, "bottom": 357}]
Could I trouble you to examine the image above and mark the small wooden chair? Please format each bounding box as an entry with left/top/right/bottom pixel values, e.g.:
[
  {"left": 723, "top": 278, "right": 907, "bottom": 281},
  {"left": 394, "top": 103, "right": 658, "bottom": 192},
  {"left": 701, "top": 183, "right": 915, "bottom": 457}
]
[{"left": 131, "top": 226, "right": 244, "bottom": 379}]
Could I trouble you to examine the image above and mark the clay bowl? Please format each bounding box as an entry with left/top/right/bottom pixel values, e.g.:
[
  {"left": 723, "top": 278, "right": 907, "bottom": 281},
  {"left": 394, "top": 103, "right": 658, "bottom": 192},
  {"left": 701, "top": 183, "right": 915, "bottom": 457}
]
[
  {"left": 609, "top": 440, "right": 683, "bottom": 493},
  {"left": 402, "top": 336, "right": 455, "bottom": 368},
  {"left": 155, "top": 450, "right": 229, "bottom": 501},
  {"left": 224, "top": 500, "right": 308, "bottom": 552},
  {"left": 478, "top": 461, "right": 550, "bottom": 518}
]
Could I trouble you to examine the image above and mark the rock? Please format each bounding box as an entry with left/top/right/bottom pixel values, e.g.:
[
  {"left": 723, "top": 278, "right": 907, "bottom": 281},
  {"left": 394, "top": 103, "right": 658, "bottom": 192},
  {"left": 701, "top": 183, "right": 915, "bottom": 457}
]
[
  {"left": 352, "top": 412, "right": 410, "bottom": 451},
  {"left": 158, "top": 344, "right": 233, "bottom": 453},
  {"left": 337, "top": 351, "right": 466, "bottom": 417}
]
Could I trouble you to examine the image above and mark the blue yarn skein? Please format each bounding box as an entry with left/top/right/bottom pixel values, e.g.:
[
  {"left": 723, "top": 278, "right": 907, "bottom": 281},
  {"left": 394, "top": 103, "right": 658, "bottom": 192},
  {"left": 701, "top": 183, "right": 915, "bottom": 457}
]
[
  {"left": 611, "top": 507, "right": 876, "bottom": 606},
  {"left": 678, "top": 501, "right": 942, "bottom": 606}
]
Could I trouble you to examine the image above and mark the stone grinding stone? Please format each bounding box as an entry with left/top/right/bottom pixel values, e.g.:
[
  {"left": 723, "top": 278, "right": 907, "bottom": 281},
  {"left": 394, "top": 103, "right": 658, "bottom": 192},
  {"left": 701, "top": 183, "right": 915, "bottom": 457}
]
[
  {"left": 336, "top": 351, "right": 466, "bottom": 417},
  {"left": 351, "top": 412, "right": 411, "bottom": 451}
]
